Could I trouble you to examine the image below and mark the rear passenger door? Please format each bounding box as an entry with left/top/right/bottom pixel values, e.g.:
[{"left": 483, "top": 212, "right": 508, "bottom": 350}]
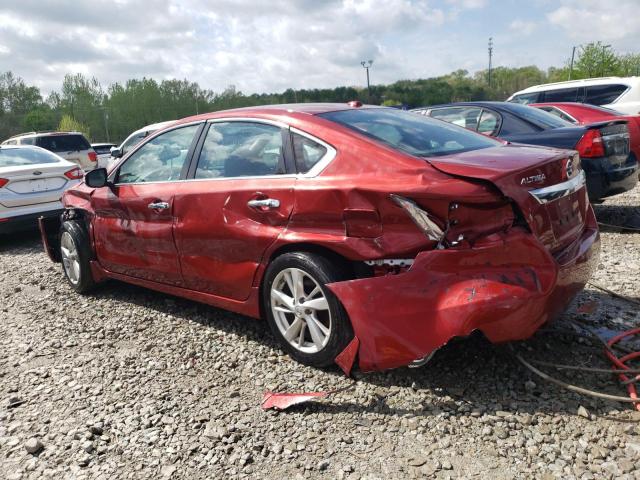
[{"left": 173, "top": 120, "right": 296, "bottom": 300}]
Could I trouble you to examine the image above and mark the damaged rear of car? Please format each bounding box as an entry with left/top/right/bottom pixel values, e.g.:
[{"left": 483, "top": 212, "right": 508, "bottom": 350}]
[{"left": 309, "top": 107, "right": 600, "bottom": 371}]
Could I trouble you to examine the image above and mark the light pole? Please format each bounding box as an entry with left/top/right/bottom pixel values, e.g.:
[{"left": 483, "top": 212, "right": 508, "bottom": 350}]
[
  {"left": 600, "top": 44, "right": 612, "bottom": 76},
  {"left": 361, "top": 60, "right": 373, "bottom": 102},
  {"left": 568, "top": 46, "right": 577, "bottom": 80},
  {"left": 488, "top": 37, "right": 493, "bottom": 88}
]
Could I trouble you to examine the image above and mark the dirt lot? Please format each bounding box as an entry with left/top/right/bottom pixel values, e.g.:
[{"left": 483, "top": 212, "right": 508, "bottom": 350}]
[{"left": 1, "top": 185, "right": 639, "bottom": 480}]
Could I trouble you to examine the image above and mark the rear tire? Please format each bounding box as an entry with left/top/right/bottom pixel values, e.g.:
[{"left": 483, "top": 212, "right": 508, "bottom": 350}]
[
  {"left": 262, "top": 252, "right": 354, "bottom": 368},
  {"left": 59, "top": 220, "right": 96, "bottom": 294}
]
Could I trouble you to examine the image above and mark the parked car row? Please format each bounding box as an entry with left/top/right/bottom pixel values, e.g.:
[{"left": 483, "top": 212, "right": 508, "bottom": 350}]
[
  {"left": 4, "top": 77, "right": 639, "bottom": 372},
  {"left": 411, "top": 101, "right": 637, "bottom": 200}
]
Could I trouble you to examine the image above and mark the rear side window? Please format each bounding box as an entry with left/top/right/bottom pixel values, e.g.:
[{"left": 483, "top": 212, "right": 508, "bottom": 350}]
[
  {"left": 0, "top": 148, "right": 60, "bottom": 167},
  {"left": 292, "top": 133, "right": 327, "bottom": 173},
  {"left": 37, "top": 134, "right": 90, "bottom": 153},
  {"left": 93, "top": 145, "right": 113, "bottom": 155},
  {"left": 477, "top": 110, "right": 501, "bottom": 136},
  {"left": 585, "top": 84, "right": 628, "bottom": 106},
  {"left": 509, "top": 93, "right": 540, "bottom": 105},
  {"left": 542, "top": 88, "right": 579, "bottom": 102},
  {"left": 21, "top": 137, "right": 35, "bottom": 145},
  {"left": 319, "top": 108, "right": 500, "bottom": 157}
]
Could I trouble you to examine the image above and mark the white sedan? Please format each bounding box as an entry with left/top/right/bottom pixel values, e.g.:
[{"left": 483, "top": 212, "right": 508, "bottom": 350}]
[{"left": 0, "top": 145, "right": 83, "bottom": 234}]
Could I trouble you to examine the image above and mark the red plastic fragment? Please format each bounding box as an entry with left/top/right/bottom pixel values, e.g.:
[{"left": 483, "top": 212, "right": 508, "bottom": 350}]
[
  {"left": 335, "top": 336, "right": 360, "bottom": 377},
  {"left": 261, "top": 391, "right": 329, "bottom": 410}
]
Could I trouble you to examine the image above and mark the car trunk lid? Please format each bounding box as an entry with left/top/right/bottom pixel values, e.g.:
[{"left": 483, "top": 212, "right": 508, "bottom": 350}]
[
  {"left": 0, "top": 163, "right": 73, "bottom": 207},
  {"left": 426, "top": 144, "right": 588, "bottom": 253}
]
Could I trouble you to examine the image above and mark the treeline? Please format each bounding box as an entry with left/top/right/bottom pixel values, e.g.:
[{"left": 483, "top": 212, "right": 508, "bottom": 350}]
[{"left": 0, "top": 41, "right": 638, "bottom": 144}]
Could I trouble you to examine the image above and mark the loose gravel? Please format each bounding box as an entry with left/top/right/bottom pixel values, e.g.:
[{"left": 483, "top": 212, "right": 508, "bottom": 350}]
[{"left": 1, "top": 184, "right": 639, "bottom": 479}]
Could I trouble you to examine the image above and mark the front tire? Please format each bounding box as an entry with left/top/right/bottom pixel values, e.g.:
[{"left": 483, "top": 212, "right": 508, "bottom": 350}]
[
  {"left": 262, "top": 252, "right": 354, "bottom": 368},
  {"left": 59, "top": 220, "right": 96, "bottom": 294}
]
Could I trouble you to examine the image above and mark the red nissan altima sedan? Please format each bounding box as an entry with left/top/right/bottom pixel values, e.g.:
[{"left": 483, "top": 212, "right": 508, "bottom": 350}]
[{"left": 39, "top": 103, "right": 600, "bottom": 372}]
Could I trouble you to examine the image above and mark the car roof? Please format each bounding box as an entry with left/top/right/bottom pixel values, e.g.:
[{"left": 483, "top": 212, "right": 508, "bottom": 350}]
[
  {"left": 175, "top": 103, "right": 380, "bottom": 125},
  {"left": 7, "top": 131, "right": 84, "bottom": 139},
  {"left": 512, "top": 76, "right": 640, "bottom": 95},
  {"left": 91, "top": 142, "right": 116, "bottom": 147}
]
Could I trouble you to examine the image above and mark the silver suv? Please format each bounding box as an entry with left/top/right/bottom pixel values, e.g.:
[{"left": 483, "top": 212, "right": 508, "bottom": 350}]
[{"left": 2, "top": 131, "right": 98, "bottom": 171}]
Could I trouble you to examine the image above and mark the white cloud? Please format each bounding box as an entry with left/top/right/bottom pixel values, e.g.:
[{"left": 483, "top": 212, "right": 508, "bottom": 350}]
[
  {"left": 509, "top": 19, "right": 537, "bottom": 36},
  {"left": 548, "top": 0, "right": 640, "bottom": 47}
]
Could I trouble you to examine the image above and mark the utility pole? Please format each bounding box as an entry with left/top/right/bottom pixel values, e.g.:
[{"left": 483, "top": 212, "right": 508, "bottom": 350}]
[
  {"left": 568, "top": 46, "right": 576, "bottom": 80},
  {"left": 361, "top": 60, "right": 373, "bottom": 103},
  {"left": 104, "top": 109, "right": 110, "bottom": 142},
  {"left": 601, "top": 44, "right": 612, "bottom": 77},
  {"left": 488, "top": 37, "right": 493, "bottom": 88}
]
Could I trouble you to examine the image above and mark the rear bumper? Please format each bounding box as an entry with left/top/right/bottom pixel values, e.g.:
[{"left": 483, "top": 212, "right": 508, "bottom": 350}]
[
  {"left": 327, "top": 207, "right": 600, "bottom": 372},
  {"left": 582, "top": 154, "right": 638, "bottom": 200},
  {"left": 0, "top": 208, "right": 63, "bottom": 234}
]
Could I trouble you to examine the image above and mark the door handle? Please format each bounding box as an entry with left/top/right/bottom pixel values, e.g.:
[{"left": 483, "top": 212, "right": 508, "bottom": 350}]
[
  {"left": 247, "top": 198, "right": 280, "bottom": 209},
  {"left": 148, "top": 201, "right": 170, "bottom": 210}
]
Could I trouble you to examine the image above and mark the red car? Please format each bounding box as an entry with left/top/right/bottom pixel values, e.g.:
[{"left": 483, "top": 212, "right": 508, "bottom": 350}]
[
  {"left": 39, "top": 103, "right": 600, "bottom": 372},
  {"left": 531, "top": 102, "right": 640, "bottom": 166}
]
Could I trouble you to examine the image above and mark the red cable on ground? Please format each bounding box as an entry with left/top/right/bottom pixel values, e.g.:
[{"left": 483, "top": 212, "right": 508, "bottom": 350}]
[{"left": 605, "top": 327, "right": 640, "bottom": 412}]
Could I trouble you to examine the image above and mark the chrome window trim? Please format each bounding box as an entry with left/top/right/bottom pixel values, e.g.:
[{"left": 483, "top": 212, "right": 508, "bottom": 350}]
[
  {"left": 289, "top": 127, "right": 337, "bottom": 178},
  {"left": 109, "top": 118, "right": 339, "bottom": 186},
  {"left": 528, "top": 170, "right": 586, "bottom": 204}
]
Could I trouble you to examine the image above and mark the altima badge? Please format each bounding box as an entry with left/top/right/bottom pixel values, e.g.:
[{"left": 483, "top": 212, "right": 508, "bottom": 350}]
[{"left": 520, "top": 173, "right": 546, "bottom": 185}]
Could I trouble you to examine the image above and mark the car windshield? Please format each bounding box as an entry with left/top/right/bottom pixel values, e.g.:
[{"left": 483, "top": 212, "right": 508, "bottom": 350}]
[
  {"left": 0, "top": 147, "right": 61, "bottom": 167},
  {"left": 504, "top": 103, "right": 572, "bottom": 129},
  {"left": 319, "top": 108, "right": 500, "bottom": 157},
  {"left": 38, "top": 134, "right": 90, "bottom": 152}
]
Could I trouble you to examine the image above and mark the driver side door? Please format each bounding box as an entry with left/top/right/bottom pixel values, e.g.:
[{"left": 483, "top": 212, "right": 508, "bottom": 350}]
[{"left": 91, "top": 123, "right": 203, "bottom": 285}]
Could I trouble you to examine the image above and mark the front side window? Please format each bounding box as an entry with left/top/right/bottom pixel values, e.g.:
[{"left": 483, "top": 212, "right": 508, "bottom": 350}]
[
  {"left": 320, "top": 108, "right": 500, "bottom": 157},
  {"left": 194, "top": 122, "right": 284, "bottom": 179},
  {"left": 585, "top": 84, "right": 628, "bottom": 106},
  {"left": 292, "top": 133, "right": 327, "bottom": 173},
  {"left": 121, "top": 132, "right": 147, "bottom": 155},
  {"left": 429, "top": 107, "right": 482, "bottom": 131},
  {"left": 117, "top": 124, "right": 199, "bottom": 184}
]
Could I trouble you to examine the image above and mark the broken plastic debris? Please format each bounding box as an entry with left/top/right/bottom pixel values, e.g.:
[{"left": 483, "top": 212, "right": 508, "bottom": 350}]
[
  {"left": 335, "top": 336, "right": 360, "bottom": 377},
  {"left": 261, "top": 384, "right": 356, "bottom": 411},
  {"left": 261, "top": 391, "right": 330, "bottom": 410}
]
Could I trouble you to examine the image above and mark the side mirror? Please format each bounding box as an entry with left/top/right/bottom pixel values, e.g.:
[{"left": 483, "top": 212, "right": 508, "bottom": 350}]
[
  {"left": 85, "top": 168, "right": 108, "bottom": 188},
  {"left": 110, "top": 146, "right": 123, "bottom": 158}
]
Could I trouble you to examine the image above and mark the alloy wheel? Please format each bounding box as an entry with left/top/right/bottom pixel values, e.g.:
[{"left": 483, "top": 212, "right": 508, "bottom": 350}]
[
  {"left": 270, "top": 268, "right": 332, "bottom": 354},
  {"left": 60, "top": 231, "right": 81, "bottom": 285}
]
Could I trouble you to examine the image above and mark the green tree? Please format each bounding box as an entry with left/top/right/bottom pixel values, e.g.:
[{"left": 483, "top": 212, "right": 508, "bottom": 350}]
[
  {"left": 574, "top": 41, "right": 619, "bottom": 78},
  {"left": 58, "top": 114, "right": 91, "bottom": 140}
]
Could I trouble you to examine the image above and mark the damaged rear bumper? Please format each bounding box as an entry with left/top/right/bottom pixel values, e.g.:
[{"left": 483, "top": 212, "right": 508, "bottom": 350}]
[{"left": 327, "top": 208, "right": 600, "bottom": 372}]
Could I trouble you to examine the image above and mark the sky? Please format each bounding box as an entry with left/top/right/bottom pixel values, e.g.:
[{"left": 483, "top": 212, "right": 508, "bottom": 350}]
[{"left": 0, "top": 0, "right": 638, "bottom": 96}]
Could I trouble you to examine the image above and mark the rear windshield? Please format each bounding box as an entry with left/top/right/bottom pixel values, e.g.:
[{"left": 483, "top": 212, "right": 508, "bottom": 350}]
[
  {"left": 37, "top": 134, "right": 90, "bottom": 153},
  {"left": 93, "top": 145, "right": 114, "bottom": 155},
  {"left": 319, "top": 108, "right": 500, "bottom": 157},
  {"left": 0, "top": 147, "right": 61, "bottom": 167},
  {"left": 503, "top": 103, "right": 572, "bottom": 129}
]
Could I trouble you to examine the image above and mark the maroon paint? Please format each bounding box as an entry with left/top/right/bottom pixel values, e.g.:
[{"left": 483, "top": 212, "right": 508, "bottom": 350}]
[
  {"left": 53, "top": 103, "right": 601, "bottom": 372},
  {"left": 335, "top": 336, "right": 360, "bottom": 377}
]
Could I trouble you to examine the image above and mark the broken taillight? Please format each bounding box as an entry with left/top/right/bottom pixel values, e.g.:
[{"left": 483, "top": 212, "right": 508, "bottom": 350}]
[
  {"left": 575, "top": 129, "right": 605, "bottom": 158},
  {"left": 390, "top": 194, "right": 445, "bottom": 242},
  {"left": 64, "top": 167, "right": 84, "bottom": 180}
]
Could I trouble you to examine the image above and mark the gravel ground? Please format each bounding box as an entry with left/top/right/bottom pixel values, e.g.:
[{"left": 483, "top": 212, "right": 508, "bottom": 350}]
[{"left": 1, "top": 184, "right": 639, "bottom": 480}]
